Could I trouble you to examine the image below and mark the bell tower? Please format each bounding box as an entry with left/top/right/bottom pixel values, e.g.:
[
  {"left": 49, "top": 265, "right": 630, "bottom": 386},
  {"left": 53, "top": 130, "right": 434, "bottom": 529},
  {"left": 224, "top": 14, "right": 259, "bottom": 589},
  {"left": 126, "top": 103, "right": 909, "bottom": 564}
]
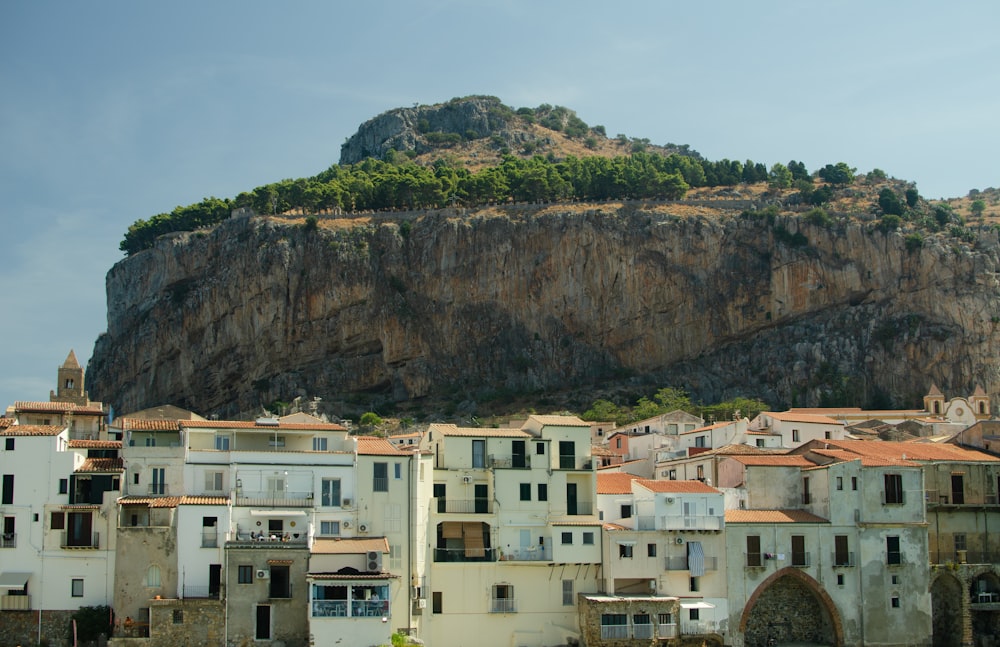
[{"left": 51, "top": 349, "right": 88, "bottom": 406}]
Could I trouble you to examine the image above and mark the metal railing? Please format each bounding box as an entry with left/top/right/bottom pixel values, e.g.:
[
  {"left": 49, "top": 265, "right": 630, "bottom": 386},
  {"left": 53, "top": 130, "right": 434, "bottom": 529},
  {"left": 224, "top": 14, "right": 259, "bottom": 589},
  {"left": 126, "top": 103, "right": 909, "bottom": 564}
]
[
  {"left": 182, "top": 585, "right": 220, "bottom": 599},
  {"left": 490, "top": 598, "right": 517, "bottom": 613},
  {"left": 791, "top": 552, "right": 811, "bottom": 567},
  {"left": 832, "top": 551, "right": 856, "bottom": 567},
  {"left": 0, "top": 533, "right": 16, "bottom": 548},
  {"left": 666, "top": 555, "right": 718, "bottom": 571},
  {"left": 202, "top": 531, "right": 218, "bottom": 548},
  {"left": 600, "top": 625, "right": 629, "bottom": 640},
  {"left": 235, "top": 491, "right": 313, "bottom": 507},
  {"left": 633, "top": 623, "right": 654, "bottom": 639},
  {"left": 373, "top": 477, "right": 389, "bottom": 492},
  {"left": 435, "top": 498, "right": 494, "bottom": 514},
  {"left": 433, "top": 547, "right": 497, "bottom": 563},
  {"left": 501, "top": 545, "right": 551, "bottom": 561},
  {"left": 147, "top": 483, "right": 169, "bottom": 496},
  {"left": 925, "top": 489, "right": 998, "bottom": 506},
  {"left": 488, "top": 455, "right": 530, "bottom": 469},
  {"left": 61, "top": 532, "right": 100, "bottom": 549},
  {"left": 658, "top": 623, "right": 678, "bottom": 638}
]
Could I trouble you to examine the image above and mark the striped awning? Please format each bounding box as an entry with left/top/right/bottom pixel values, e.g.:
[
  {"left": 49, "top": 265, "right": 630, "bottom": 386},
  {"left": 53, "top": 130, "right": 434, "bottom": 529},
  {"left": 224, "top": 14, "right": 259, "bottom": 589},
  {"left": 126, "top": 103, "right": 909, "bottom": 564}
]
[
  {"left": 0, "top": 572, "right": 30, "bottom": 589},
  {"left": 687, "top": 541, "right": 705, "bottom": 577}
]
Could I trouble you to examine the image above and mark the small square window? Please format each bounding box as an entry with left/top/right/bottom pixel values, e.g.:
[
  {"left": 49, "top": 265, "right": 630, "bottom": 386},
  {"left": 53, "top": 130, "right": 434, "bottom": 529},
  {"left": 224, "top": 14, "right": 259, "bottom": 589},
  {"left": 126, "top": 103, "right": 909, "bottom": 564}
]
[
  {"left": 690, "top": 576, "right": 699, "bottom": 592},
  {"left": 71, "top": 578, "right": 84, "bottom": 597},
  {"left": 583, "top": 532, "right": 594, "bottom": 545},
  {"left": 891, "top": 574, "right": 899, "bottom": 585},
  {"left": 648, "top": 543, "right": 657, "bottom": 557},
  {"left": 837, "top": 573, "right": 845, "bottom": 586},
  {"left": 238, "top": 565, "right": 253, "bottom": 584},
  {"left": 620, "top": 504, "right": 632, "bottom": 519},
  {"left": 891, "top": 596, "right": 900, "bottom": 608},
  {"left": 59, "top": 479, "right": 68, "bottom": 494},
  {"left": 561, "top": 532, "right": 573, "bottom": 545},
  {"left": 520, "top": 483, "right": 531, "bottom": 501},
  {"left": 536, "top": 442, "right": 545, "bottom": 455},
  {"left": 173, "top": 609, "right": 184, "bottom": 624},
  {"left": 4, "top": 438, "right": 13, "bottom": 451},
  {"left": 689, "top": 608, "right": 700, "bottom": 620},
  {"left": 619, "top": 544, "right": 633, "bottom": 558}
]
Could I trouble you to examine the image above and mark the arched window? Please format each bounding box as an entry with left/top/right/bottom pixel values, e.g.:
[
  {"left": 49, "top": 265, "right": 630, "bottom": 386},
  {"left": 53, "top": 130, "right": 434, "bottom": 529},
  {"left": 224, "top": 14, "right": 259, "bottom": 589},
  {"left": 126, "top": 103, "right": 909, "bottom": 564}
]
[
  {"left": 65, "top": 379, "right": 74, "bottom": 389},
  {"left": 146, "top": 564, "right": 161, "bottom": 587}
]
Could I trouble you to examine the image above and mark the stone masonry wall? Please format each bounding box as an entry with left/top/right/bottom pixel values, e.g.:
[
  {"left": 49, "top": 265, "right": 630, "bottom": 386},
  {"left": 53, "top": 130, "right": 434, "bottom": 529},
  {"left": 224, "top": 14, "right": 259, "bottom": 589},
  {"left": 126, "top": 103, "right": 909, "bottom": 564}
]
[{"left": 0, "top": 609, "right": 76, "bottom": 647}]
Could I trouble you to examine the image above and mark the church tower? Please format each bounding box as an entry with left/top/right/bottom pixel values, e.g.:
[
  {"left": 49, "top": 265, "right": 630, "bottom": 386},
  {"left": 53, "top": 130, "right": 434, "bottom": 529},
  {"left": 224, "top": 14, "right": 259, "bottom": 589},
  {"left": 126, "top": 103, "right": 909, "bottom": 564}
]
[
  {"left": 51, "top": 349, "right": 89, "bottom": 406},
  {"left": 923, "top": 384, "right": 946, "bottom": 416},
  {"left": 970, "top": 385, "right": 992, "bottom": 419}
]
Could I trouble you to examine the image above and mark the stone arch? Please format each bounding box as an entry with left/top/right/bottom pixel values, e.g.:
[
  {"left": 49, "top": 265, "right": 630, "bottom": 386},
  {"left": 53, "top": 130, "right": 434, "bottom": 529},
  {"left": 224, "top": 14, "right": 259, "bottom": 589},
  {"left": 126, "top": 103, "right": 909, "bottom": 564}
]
[
  {"left": 739, "top": 567, "right": 843, "bottom": 646},
  {"left": 929, "top": 571, "right": 964, "bottom": 647}
]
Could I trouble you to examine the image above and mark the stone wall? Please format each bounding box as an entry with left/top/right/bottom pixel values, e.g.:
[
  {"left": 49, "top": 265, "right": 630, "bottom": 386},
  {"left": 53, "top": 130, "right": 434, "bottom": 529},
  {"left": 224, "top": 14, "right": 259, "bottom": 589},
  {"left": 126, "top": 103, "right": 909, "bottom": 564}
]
[
  {"left": 148, "top": 598, "right": 224, "bottom": 647},
  {"left": 0, "top": 609, "right": 76, "bottom": 647},
  {"left": 742, "top": 576, "right": 833, "bottom": 646}
]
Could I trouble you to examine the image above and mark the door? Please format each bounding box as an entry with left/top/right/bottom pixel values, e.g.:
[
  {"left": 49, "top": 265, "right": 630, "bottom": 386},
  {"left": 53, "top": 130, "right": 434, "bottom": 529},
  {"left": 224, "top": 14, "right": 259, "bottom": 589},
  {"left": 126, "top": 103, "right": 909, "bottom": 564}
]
[
  {"left": 151, "top": 468, "right": 165, "bottom": 495},
  {"left": 474, "top": 484, "right": 489, "bottom": 514},
  {"left": 472, "top": 440, "right": 485, "bottom": 468},
  {"left": 512, "top": 440, "right": 526, "bottom": 468},
  {"left": 434, "top": 483, "right": 446, "bottom": 513},
  {"left": 255, "top": 605, "right": 271, "bottom": 640},
  {"left": 520, "top": 529, "right": 531, "bottom": 556},
  {"left": 835, "top": 535, "right": 850, "bottom": 566},
  {"left": 208, "top": 564, "right": 221, "bottom": 598},
  {"left": 952, "top": 474, "right": 965, "bottom": 505},
  {"left": 559, "top": 441, "right": 575, "bottom": 469},
  {"left": 791, "top": 535, "right": 806, "bottom": 566},
  {"left": 68, "top": 512, "right": 92, "bottom": 547},
  {"left": 566, "top": 483, "right": 578, "bottom": 516}
]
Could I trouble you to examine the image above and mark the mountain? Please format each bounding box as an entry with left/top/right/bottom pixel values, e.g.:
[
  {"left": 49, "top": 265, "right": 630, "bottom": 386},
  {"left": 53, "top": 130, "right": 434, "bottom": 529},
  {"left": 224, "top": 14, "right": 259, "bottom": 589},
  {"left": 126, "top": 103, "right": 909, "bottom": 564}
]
[{"left": 87, "top": 98, "right": 1000, "bottom": 420}]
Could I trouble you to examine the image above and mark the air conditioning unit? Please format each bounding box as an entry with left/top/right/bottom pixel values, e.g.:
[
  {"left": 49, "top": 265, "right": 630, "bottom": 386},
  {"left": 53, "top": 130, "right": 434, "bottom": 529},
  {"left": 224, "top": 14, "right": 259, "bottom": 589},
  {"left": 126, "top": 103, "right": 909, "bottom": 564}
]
[
  {"left": 342, "top": 520, "right": 351, "bottom": 529},
  {"left": 358, "top": 522, "right": 369, "bottom": 534},
  {"left": 367, "top": 550, "right": 382, "bottom": 572},
  {"left": 462, "top": 476, "right": 472, "bottom": 484},
  {"left": 666, "top": 497, "right": 675, "bottom": 504},
  {"left": 342, "top": 498, "right": 352, "bottom": 507},
  {"left": 416, "top": 598, "right": 427, "bottom": 609},
  {"left": 675, "top": 536, "right": 685, "bottom": 545},
  {"left": 256, "top": 569, "right": 270, "bottom": 579}
]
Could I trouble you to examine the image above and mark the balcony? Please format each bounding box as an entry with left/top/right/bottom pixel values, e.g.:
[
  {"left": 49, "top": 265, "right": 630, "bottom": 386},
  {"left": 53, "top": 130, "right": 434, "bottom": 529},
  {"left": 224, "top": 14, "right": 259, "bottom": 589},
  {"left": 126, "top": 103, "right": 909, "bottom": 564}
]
[
  {"left": 633, "top": 622, "right": 654, "bottom": 640},
  {"left": 925, "top": 489, "right": 997, "bottom": 508},
  {"left": 181, "top": 585, "right": 220, "bottom": 599},
  {"left": 665, "top": 556, "right": 718, "bottom": 571},
  {"left": 0, "top": 594, "right": 31, "bottom": 611},
  {"left": 433, "top": 547, "right": 498, "bottom": 563},
  {"left": 0, "top": 533, "right": 16, "bottom": 548},
  {"left": 832, "top": 551, "right": 856, "bottom": 567},
  {"left": 601, "top": 625, "right": 628, "bottom": 640},
  {"left": 791, "top": 552, "right": 811, "bottom": 568},
  {"left": 311, "top": 600, "right": 389, "bottom": 618},
  {"left": 488, "top": 454, "right": 530, "bottom": 469},
  {"left": 558, "top": 456, "right": 593, "bottom": 470},
  {"left": 202, "top": 531, "right": 218, "bottom": 548},
  {"left": 501, "top": 544, "right": 552, "bottom": 561},
  {"left": 235, "top": 490, "right": 313, "bottom": 507},
  {"left": 490, "top": 598, "right": 517, "bottom": 613},
  {"left": 61, "top": 532, "right": 100, "bottom": 549},
  {"left": 930, "top": 550, "right": 1000, "bottom": 565},
  {"left": 745, "top": 552, "right": 764, "bottom": 568},
  {"left": 661, "top": 515, "right": 722, "bottom": 531},
  {"left": 147, "top": 484, "right": 169, "bottom": 496},
  {"left": 435, "top": 497, "right": 494, "bottom": 514}
]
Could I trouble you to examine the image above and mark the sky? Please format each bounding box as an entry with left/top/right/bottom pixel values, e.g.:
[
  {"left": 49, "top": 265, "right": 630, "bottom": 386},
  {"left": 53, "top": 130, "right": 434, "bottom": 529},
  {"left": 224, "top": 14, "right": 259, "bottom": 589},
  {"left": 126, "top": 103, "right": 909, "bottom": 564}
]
[{"left": 1, "top": 1, "right": 998, "bottom": 412}]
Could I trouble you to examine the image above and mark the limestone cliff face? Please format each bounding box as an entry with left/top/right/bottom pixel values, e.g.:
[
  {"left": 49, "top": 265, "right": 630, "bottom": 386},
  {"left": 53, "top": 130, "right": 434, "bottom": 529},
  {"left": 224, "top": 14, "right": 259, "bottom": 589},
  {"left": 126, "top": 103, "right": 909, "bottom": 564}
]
[{"left": 88, "top": 204, "right": 1000, "bottom": 418}]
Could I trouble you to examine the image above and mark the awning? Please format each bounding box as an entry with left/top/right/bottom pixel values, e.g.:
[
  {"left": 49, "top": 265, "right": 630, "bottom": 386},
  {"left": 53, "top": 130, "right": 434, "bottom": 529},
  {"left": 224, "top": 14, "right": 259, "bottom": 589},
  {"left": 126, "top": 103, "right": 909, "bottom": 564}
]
[
  {"left": 249, "top": 510, "right": 307, "bottom": 517},
  {"left": 616, "top": 540, "right": 637, "bottom": 546},
  {"left": 0, "top": 572, "right": 30, "bottom": 589},
  {"left": 687, "top": 541, "right": 705, "bottom": 577},
  {"left": 681, "top": 601, "right": 715, "bottom": 610}
]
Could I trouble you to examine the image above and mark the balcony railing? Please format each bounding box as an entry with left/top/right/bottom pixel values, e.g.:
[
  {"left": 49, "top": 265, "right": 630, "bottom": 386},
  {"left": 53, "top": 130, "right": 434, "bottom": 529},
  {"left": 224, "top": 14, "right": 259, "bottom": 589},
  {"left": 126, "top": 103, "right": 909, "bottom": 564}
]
[
  {"left": 930, "top": 550, "right": 1000, "bottom": 565},
  {"left": 435, "top": 498, "right": 494, "bottom": 514},
  {"left": 791, "top": 552, "right": 811, "bottom": 567},
  {"left": 558, "top": 456, "right": 593, "bottom": 470},
  {"left": 658, "top": 623, "right": 678, "bottom": 639},
  {"left": 745, "top": 552, "right": 764, "bottom": 568},
  {"left": 490, "top": 598, "right": 517, "bottom": 613},
  {"left": 601, "top": 625, "right": 629, "bottom": 640},
  {"left": 501, "top": 545, "right": 552, "bottom": 561},
  {"left": 832, "top": 551, "right": 856, "bottom": 567},
  {"left": 0, "top": 533, "right": 16, "bottom": 548},
  {"left": 147, "top": 484, "right": 169, "bottom": 496},
  {"left": 565, "top": 501, "right": 594, "bottom": 516},
  {"left": 433, "top": 547, "right": 497, "bottom": 563},
  {"left": 925, "top": 489, "right": 998, "bottom": 507},
  {"left": 201, "top": 531, "right": 218, "bottom": 548},
  {"left": 633, "top": 623, "right": 654, "bottom": 640},
  {"left": 0, "top": 594, "right": 31, "bottom": 610},
  {"left": 61, "top": 532, "right": 100, "bottom": 549},
  {"left": 373, "top": 477, "right": 389, "bottom": 493},
  {"left": 488, "top": 455, "right": 530, "bottom": 469},
  {"left": 181, "top": 585, "right": 220, "bottom": 599},
  {"left": 235, "top": 491, "right": 313, "bottom": 507},
  {"left": 661, "top": 515, "right": 723, "bottom": 531},
  {"left": 665, "top": 556, "right": 718, "bottom": 571}
]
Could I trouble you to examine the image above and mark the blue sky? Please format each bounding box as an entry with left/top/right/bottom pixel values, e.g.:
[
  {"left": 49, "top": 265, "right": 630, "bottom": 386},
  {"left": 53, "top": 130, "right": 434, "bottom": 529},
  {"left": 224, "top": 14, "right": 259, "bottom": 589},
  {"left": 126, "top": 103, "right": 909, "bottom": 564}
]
[{"left": 1, "top": 1, "right": 997, "bottom": 412}]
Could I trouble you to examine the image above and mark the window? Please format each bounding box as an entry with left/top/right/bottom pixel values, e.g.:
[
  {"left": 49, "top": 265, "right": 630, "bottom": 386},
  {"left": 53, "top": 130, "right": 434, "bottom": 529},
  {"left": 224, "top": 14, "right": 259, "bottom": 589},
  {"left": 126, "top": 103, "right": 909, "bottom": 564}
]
[
  {"left": 601, "top": 614, "right": 628, "bottom": 640},
  {"left": 954, "top": 533, "right": 967, "bottom": 552},
  {"left": 472, "top": 440, "right": 485, "bottom": 468},
  {"left": 51, "top": 511, "right": 65, "bottom": 530},
  {"left": 792, "top": 429, "right": 800, "bottom": 442},
  {"left": 884, "top": 474, "right": 904, "bottom": 504},
  {"left": 696, "top": 465, "right": 705, "bottom": 480},
  {"left": 214, "top": 434, "right": 230, "bottom": 451},
  {"left": 668, "top": 469, "right": 677, "bottom": 480},
  {"left": 205, "top": 471, "right": 223, "bottom": 492},
  {"left": 619, "top": 543, "right": 633, "bottom": 558},
  {"left": 835, "top": 535, "right": 851, "bottom": 566},
  {"left": 690, "top": 576, "right": 700, "bottom": 592},
  {"left": 689, "top": 608, "right": 700, "bottom": 620},
  {"left": 2, "top": 474, "right": 13, "bottom": 504},
  {"left": 238, "top": 565, "right": 253, "bottom": 584},
  {"left": 538, "top": 484, "right": 548, "bottom": 501},
  {"left": 145, "top": 437, "right": 156, "bottom": 447},
  {"left": 266, "top": 476, "right": 285, "bottom": 495},
  {"left": 791, "top": 535, "right": 807, "bottom": 566},
  {"left": 59, "top": 478, "right": 68, "bottom": 494},
  {"left": 146, "top": 565, "right": 161, "bottom": 587},
  {"left": 173, "top": 609, "right": 184, "bottom": 624},
  {"left": 836, "top": 476, "right": 843, "bottom": 491},
  {"left": 620, "top": 504, "right": 632, "bottom": 519},
  {"left": 583, "top": 532, "right": 594, "bottom": 545},
  {"left": 616, "top": 437, "right": 622, "bottom": 449},
  {"left": 647, "top": 543, "right": 657, "bottom": 557},
  {"left": 561, "top": 532, "right": 573, "bottom": 545},
  {"left": 4, "top": 438, "right": 12, "bottom": 450},
  {"left": 891, "top": 596, "right": 900, "bottom": 608},
  {"left": 891, "top": 574, "right": 899, "bottom": 584},
  {"left": 432, "top": 591, "right": 442, "bottom": 614},
  {"left": 802, "top": 477, "right": 811, "bottom": 504},
  {"left": 267, "top": 436, "right": 285, "bottom": 447},
  {"left": 269, "top": 564, "right": 291, "bottom": 598},
  {"left": 852, "top": 476, "right": 858, "bottom": 491},
  {"left": 202, "top": 517, "right": 218, "bottom": 547},
  {"left": 321, "top": 478, "right": 341, "bottom": 507},
  {"left": 394, "top": 463, "right": 402, "bottom": 479},
  {"left": 71, "top": 578, "right": 84, "bottom": 597},
  {"left": 151, "top": 468, "right": 165, "bottom": 495},
  {"left": 373, "top": 463, "right": 388, "bottom": 492},
  {"left": 536, "top": 442, "right": 544, "bottom": 455},
  {"left": 658, "top": 613, "right": 674, "bottom": 627},
  {"left": 825, "top": 431, "right": 832, "bottom": 439},
  {"left": 517, "top": 483, "right": 531, "bottom": 501},
  {"left": 887, "top": 535, "right": 901, "bottom": 565},
  {"left": 562, "top": 579, "right": 574, "bottom": 606},
  {"left": 756, "top": 439, "right": 765, "bottom": 447},
  {"left": 951, "top": 473, "right": 965, "bottom": 505},
  {"left": 320, "top": 521, "right": 340, "bottom": 536},
  {"left": 133, "top": 472, "right": 140, "bottom": 485},
  {"left": 491, "top": 584, "right": 515, "bottom": 613},
  {"left": 746, "top": 535, "right": 762, "bottom": 567},
  {"left": 837, "top": 573, "right": 845, "bottom": 586},
  {"left": 694, "top": 436, "right": 706, "bottom": 448},
  {"left": 312, "top": 436, "right": 327, "bottom": 451}
]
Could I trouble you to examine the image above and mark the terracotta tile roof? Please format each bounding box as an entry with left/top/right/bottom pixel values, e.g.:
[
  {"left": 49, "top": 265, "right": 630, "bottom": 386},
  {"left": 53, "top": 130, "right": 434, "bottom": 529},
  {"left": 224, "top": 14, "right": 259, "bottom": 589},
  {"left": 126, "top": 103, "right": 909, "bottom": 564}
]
[
  {"left": 14, "top": 401, "right": 104, "bottom": 415},
  {"left": 119, "top": 495, "right": 188, "bottom": 507},
  {"left": 760, "top": 411, "right": 845, "bottom": 425},
  {"left": 635, "top": 479, "right": 720, "bottom": 494},
  {"left": 356, "top": 436, "right": 410, "bottom": 456},
  {"left": 68, "top": 439, "right": 122, "bottom": 449},
  {"left": 597, "top": 472, "right": 637, "bottom": 494},
  {"left": 527, "top": 414, "right": 590, "bottom": 427},
  {"left": 180, "top": 496, "right": 229, "bottom": 505},
  {"left": 115, "top": 418, "right": 182, "bottom": 431},
  {"left": 927, "top": 384, "right": 944, "bottom": 396},
  {"left": 181, "top": 420, "right": 347, "bottom": 431},
  {"left": 427, "top": 423, "right": 530, "bottom": 438},
  {"left": 602, "top": 522, "right": 630, "bottom": 531},
  {"left": 311, "top": 537, "right": 390, "bottom": 554},
  {"left": 810, "top": 448, "right": 920, "bottom": 467},
  {"left": 76, "top": 458, "right": 124, "bottom": 473},
  {"left": 0, "top": 425, "right": 65, "bottom": 436},
  {"left": 817, "top": 439, "right": 1000, "bottom": 463},
  {"left": 746, "top": 430, "right": 779, "bottom": 436},
  {"left": 591, "top": 445, "right": 616, "bottom": 456},
  {"left": 118, "top": 496, "right": 155, "bottom": 505},
  {"left": 725, "top": 509, "right": 829, "bottom": 523},
  {"left": 0, "top": 418, "right": 14, "bottom": 429},
  {"left": 725, "top": 455, "right": 814, "bottom": 467},
  {"left": 709, "top": 443, "right": 781, "bottom": 455}
]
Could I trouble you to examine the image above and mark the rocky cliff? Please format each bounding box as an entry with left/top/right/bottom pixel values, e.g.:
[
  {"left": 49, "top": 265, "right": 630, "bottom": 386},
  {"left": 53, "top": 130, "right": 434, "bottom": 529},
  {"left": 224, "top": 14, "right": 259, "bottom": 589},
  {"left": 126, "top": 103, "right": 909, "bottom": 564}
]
[{"left": 88, "top": 202, "right": 1000, "bottom": 419}]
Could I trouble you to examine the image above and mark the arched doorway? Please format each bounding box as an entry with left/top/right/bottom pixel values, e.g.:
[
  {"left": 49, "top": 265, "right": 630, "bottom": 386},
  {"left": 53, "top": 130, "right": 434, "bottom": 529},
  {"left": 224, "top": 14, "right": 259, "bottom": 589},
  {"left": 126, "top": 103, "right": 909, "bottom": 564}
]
[
  {"left": 930, "top": 573, "right": 963, "bottom": 647},
  {"left": 740, "top": 568, "right": 841, "bottom": 646}
]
